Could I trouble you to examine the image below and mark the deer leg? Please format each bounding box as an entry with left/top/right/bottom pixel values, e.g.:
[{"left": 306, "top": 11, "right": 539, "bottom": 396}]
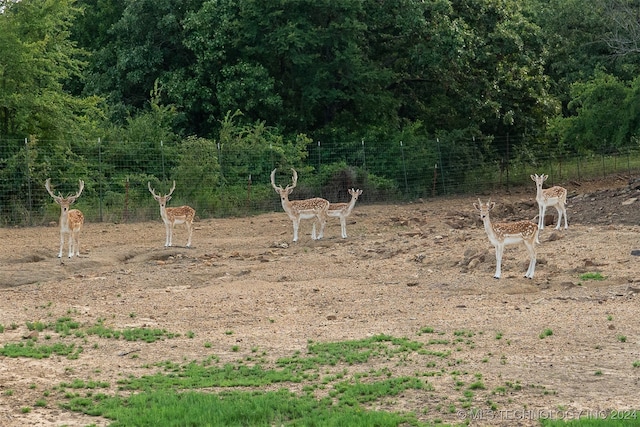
[
  {"left": 317, "top": 217, "right": 326, "bottom": 240},
  {"left": 75, "top": 230, "right": 81, "bottom": 257},
  {"left": 524, "top": 241, "right": 536, "bottom": 278},
  {"left": 555, "top": 204, "right": 568, "bottom": 229},
  {"left": 164, "top": 222, "right": 171, "bottom": 247},
  {"left": 58, "top": 231, "right": 65, "bottom": 258},
  {"left": 292, "top": 219, "right": 300, "bottom": 242},
  {"left": 340, "top": 217, "right": 347, "bottom": 238},
  {"left": 538, "top": 205, "right": 546, "bottom": 229},
  {"left": 494, "top": 244, "right": 504, "bottom": 279},
  {"left": 185, "top": 222, "right": 193, "bottom": 247},
  {"left": 69, "top": 230, "right": 76, "bottom": 258}
]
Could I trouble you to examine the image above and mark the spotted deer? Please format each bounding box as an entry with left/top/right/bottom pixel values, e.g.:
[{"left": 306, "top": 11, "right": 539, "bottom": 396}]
[
  {"left": 531, "top": 173, "right": 568, "bottom": 230},
  {"left": 271, "top": 168, "right": 329, "bottom": 242},
  {"left": 148, "top": 181, "right": 196, "bottom": 247},
  {"left": 45, "top": 179, "right": 85, "bottom": 258},
  {"left": 327, "top": 188, "right": 363, "bottom": 238},
  {"left": 474, "top": 199, "right": 539, "bottom": 279}
]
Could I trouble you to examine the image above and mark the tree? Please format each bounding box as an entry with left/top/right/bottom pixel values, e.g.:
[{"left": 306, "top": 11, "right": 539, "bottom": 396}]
[
  {"left": 0, "top": 0, "right": 102, "bottom": 140},
  {"left": 559, "top": 72, "right": 633, "bottom": 152},
  {"left": 76, "top": 0, "right": 200, "bottom": 125}
]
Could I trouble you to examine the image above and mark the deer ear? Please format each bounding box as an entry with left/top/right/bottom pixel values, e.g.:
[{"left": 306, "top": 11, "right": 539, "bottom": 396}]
[
  {"left": 489, "top": 202, "right": 496, "bottom": 210},
  {"left": 473, "top": 203, "right": 479, "bottom": 210}
]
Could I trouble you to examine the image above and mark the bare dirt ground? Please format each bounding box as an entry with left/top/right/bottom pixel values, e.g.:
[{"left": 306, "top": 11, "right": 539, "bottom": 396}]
[{"left": 1, "top": 174, "right": 640, "bottom": 427}]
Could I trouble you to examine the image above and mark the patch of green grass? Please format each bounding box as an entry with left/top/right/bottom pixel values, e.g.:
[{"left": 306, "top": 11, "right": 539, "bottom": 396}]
[
  {"left": 580, "top": 272, "right": 605, "bottom": 281},
  {"left": 0, "top": 340, "right": 81, "bottom": 359},
  {"left": 30, "top": 324, "right": 635, "bottom": 427},
  {"left": 62, "top": 389, "right": 423, "bottom": 426},
  {"left": 86, "top": 320, "right": 177, "bottom": 343},
  {"left": 26, "top": 321, "right": 46, "bottom": 332},
  {"left": 539, "top": 329, "right": 554, "bottom": 339}
]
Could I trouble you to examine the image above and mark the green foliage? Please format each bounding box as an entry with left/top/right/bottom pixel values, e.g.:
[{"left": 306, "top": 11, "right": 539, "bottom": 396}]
[
  {"left": 0, "top": 340, "right": 81, "bottom": 359},
  {"left": 4, "top": 0, "right": 640, "bottom": 223},
  {"left": 539, "top": 329, "right": 554, "bottom": 339},
  {"left": 62, "top": 388, "right": 422, "bottom": 426},
  {"left": 580, "top": 272, "right": 605, "bottom": 281},
  {"left": 85, "top": 321, "right": 177, "bottom": 343},
  {"left": 0, "top": 0, "right": 103, "bottom": 140}
]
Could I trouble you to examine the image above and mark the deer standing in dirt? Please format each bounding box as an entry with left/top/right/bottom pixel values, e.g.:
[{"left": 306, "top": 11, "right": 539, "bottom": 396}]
[
  {"left": 45, "top": 179, "right": 85, "bottom": 258},
  {"left": 148, "top": 181, "right": 196, "bottom": 247},
  {"left": 271, "top": 168, "right": 329, "bottom": 242}
]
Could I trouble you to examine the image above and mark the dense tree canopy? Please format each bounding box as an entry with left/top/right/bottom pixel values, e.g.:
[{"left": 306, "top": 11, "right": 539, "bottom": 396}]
[{"left": 1, "top": 0, "right": 640, "bottom": 222}]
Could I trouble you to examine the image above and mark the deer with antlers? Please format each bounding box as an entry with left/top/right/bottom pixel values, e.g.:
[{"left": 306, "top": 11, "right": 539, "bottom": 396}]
[
  {"left": 45, "top": 179, "right": 85, "bottom": 258},
  {"left": 148, "top": 181, "right": 196, "bottom": 247},
  {"left": 327, "top": 188, "right": 363, "bottom": 238},
  {"left": 271, "top": 168, "right": 330, "bottom": 242}
]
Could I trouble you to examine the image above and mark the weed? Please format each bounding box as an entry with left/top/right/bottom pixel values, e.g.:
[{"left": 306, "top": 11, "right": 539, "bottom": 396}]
[
  {"left": 539, "top": 329, "right": 553, "bottom": 339},
  {"left": 580, "top": 272, "right": 605, "bottom": 281}
]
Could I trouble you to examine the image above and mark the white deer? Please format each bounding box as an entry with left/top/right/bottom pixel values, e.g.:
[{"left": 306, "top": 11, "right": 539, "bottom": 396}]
[
  {"left": 148, "top": 181, "right": 196, "bottom": 247},
  {"left": 271, "top": 168, "right": 329, "bottom": 242},
  {"left": 45, "top": 179, "right": 85, "bottom": 258},
  {"left": 531, "top": 173, "right": 568, "bottom": 230},
  {"left": 474, "top": 199, "right": 539, "bottom": 279},
  {"left": 326, "top": 188, "right": 363, "bottom": 238}
]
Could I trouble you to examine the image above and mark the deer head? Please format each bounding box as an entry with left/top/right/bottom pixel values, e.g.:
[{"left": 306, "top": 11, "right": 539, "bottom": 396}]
[
  {"left": 348, "top": 188, "right": 363, "bottom": 200},
  {"left": 45, "top": 179, "right": 84, "bottom": 209},
  {"left": 270, "top": 168, "right": 298, "bottom": 200},
  {"left": 148, "top": 181, "right": 176, "bottom": 207}
]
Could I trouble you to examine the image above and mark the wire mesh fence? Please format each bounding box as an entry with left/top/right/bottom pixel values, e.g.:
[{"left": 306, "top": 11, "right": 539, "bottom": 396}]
[{"left": 1, "top": 136, "right": 640, "bottom": 226}]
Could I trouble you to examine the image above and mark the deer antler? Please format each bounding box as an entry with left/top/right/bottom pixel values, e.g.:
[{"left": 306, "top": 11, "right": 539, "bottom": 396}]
[
  {"left": 288, "top": 168, "right": 298, "bottom": 191},
  {"left": 167, "top": 180, "right": 176, "bottom": 197},
  {"left": 270, "top": 169, "right": 282, "bottom": 191},
  {"left": 69, "top": 180, "right": 84, "bottom": 203},
  {"left": 271, "top": 168, "right": 299, "bottom": 192},
  {"left": 45, "top": 179, "right": 84, "bottom": 203},
  {"left": 148, "top": 182, "right": 159, "bottom": 198},
  {"left": 148, "top": 181, "right": 176, "bottom": 199},
  {"left": 45, "top": 178, "right": 60, "bottom": 201}
]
